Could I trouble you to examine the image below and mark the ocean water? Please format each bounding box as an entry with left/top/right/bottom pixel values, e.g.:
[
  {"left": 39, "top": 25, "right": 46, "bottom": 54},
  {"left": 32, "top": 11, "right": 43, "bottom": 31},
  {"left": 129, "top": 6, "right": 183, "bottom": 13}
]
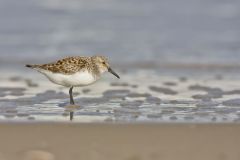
[{"left": 0, "top": 0, "right": 240, "bottom": 66}]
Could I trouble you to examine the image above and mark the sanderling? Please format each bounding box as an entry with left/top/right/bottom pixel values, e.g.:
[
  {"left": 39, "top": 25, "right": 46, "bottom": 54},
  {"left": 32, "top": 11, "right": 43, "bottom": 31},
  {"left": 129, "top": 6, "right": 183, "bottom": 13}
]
[{"left": 26, "top": 55, "right": 120, "bottom": 105}]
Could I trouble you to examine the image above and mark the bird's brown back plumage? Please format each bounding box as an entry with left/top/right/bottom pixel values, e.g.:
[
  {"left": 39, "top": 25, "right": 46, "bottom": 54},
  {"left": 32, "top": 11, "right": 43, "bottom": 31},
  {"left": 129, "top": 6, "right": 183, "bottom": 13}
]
[{"left": 26, "top": 56, "right": 93, "bottom": 74}]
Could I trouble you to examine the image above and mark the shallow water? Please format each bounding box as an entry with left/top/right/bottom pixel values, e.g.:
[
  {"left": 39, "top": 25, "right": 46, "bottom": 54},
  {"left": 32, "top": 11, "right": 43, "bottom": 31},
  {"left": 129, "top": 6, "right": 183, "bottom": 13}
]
[{"left": 1, "top": 68, "right": 240, "bottom": 123}]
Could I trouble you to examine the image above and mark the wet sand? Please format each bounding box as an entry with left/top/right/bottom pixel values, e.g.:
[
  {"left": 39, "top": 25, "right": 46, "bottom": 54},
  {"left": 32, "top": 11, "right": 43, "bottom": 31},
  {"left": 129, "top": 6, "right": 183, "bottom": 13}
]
[
  {"left": 0, "top": 123, "right": 239, "bottom": 160},
  {"left": 1, "top": 69, "right": 240, "bottom": 123}
]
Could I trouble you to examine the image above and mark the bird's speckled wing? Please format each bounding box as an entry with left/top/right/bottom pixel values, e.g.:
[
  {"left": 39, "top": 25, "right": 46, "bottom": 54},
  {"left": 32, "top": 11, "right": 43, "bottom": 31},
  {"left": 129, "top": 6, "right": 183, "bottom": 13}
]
[{"left": 38, "top": 57, "right": 90, "bottom": 74}]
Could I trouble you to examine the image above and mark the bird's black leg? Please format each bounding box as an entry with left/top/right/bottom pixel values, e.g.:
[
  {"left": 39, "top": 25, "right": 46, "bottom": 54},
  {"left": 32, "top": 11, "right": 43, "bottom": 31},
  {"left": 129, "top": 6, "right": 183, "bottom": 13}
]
[{"left": 69, "top": 86, "right": 75, "bottom": 105}]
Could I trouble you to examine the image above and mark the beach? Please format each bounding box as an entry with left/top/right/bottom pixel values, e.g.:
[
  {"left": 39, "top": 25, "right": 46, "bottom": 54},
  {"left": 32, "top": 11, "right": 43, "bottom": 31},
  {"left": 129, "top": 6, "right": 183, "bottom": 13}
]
[
  {"left": 0, "top": 0, "right": 240, "bottom": 159},
  {"left": 0, "top": 123, "right": 239, "bottom": 160}
]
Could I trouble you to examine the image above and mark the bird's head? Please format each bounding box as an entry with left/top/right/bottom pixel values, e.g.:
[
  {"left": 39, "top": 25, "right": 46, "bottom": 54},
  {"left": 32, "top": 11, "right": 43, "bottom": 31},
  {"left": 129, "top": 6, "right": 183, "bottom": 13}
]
[{"left": 91, "top": 55, "right": 120, "bottom": 79}]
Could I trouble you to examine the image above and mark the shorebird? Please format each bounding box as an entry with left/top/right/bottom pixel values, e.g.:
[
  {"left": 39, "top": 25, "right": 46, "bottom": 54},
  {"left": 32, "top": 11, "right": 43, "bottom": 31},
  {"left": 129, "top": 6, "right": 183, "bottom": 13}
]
[{"left": 26, "top": 55, "right": 120, "bottom": 105}]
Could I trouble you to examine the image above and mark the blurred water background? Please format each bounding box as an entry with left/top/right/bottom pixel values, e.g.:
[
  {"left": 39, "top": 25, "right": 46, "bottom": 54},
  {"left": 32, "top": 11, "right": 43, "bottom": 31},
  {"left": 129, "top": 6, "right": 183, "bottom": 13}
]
[{"left": 0, "top": 0, "right": 240, "bottom": 68}]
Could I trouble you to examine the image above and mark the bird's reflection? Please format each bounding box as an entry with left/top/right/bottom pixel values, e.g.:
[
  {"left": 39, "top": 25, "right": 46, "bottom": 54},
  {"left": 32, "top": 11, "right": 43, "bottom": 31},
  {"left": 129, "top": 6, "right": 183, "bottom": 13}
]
[
  {"left": 70, "top": 111, "right": 74, "bottom": 121},
  {"left": 64, "top": 104, "right": 81, "bottom": 121}
]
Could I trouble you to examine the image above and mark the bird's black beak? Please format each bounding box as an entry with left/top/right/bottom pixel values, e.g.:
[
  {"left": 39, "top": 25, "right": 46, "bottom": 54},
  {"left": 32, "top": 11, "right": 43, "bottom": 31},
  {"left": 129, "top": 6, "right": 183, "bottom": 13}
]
[{"left": 108, "top": 67, "right": 120, "bottom": 79}]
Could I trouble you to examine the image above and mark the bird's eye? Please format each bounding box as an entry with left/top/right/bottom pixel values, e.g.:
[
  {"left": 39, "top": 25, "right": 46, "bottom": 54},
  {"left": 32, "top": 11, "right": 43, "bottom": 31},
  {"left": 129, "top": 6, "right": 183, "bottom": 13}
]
[{"left": 102, "top": 62, "right": 106, "bottom": 64}]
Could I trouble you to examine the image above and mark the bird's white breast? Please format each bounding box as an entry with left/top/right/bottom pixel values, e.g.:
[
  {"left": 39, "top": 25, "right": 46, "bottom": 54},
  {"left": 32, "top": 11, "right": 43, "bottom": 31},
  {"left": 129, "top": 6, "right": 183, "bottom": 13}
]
[{"left": 39, "top": 69, "right": 97, "bottom": 87}]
